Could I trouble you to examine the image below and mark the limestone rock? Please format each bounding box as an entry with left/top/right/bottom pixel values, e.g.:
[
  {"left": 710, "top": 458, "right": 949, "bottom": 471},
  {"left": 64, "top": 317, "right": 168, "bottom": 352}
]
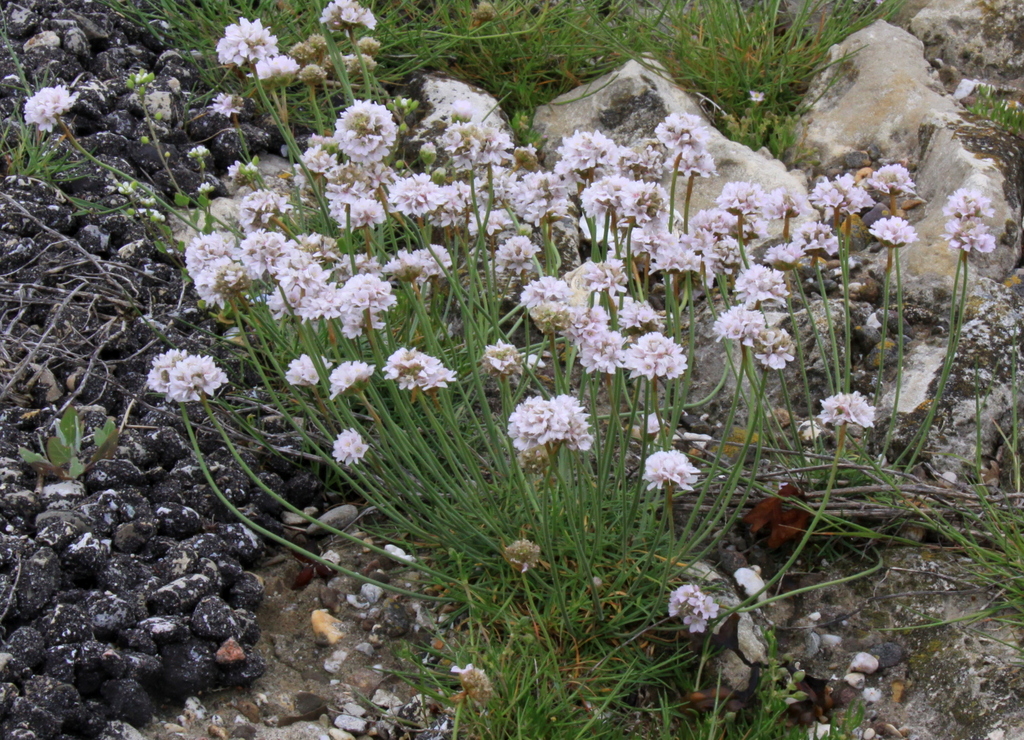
[
  {"left": 910, "top": 0, "right": 1024, "bottom": 79},
  {"left": 532, "top": 59, "right": 810, "bottom": 240},
  {"left": 401, "top": 71, "right": 513, "bottom": 168},
  {"left": 797, "top": 20, "right": 960, "bottom": 164},
  {"left": 902, "top": 112, "right": 1022, "bottom": 295},
  {"left": 882, "top": 278, "right": 1024, "bottom": 478}
]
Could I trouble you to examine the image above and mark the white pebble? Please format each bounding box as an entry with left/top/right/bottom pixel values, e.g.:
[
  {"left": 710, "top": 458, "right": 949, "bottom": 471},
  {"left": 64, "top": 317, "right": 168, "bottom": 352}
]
[
  {"left": 807, "top": 611, "right": 821, "bottom": 621},
  {"left": 323, "top": 649, "right": 349, "bottom": 674},
  {"left": 384, "top": 544, "right": 416, "bottom": 562},
  {"left": 334, "top": 715, "right": 368, "bottom": 733},
  {"left": 862, "top": 687, "right": 883, "bottom": 703},
  {"left": 733, "top": 567, "right": 767, "bottom": 601},
  {"left": 844, "top": 672, "right": 865, "bottom": 689},
  {"left": 360, "top": 583, "right": 384, "bottom": 604},
  {"left": 807, "top": 723, "right": 832, "bottom": 738},
  {"left": 849, "top": 652, "right": 879, "bottom": 674},
  {"left": 821, "top": 634, "right": 842, "bottom": 647},
  {"left": 863, "top": 729, "right": 877, "bottom": 740}
]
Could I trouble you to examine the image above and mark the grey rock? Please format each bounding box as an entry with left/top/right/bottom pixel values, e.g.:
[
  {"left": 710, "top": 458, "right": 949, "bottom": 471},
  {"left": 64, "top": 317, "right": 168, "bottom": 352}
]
[
  {"left": 797, "top": 20, "right": 959, "bottom": 164},
  {"left": 910, "top": 0, "right": 1024, "bottom": 79},
  {"left": 534, "top": 59, "right": 810, "bottom": 242},
  {"left": 307, "top": 504, "right": 358, "bottom": 536}
]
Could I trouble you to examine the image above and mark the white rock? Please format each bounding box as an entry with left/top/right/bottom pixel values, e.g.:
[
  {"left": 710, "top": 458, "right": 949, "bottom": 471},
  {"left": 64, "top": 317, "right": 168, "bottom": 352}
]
[
  {"left": 807, "top": 724, "right": 832, "bottom": 739},
  {"left": 733, "top": 567, "right": 767, "bottom": 602},
  {"left": 371, "top": 689, "right": 404, "bottom": 709},
  {"left": 863, "top": 728, "right": 877, "bottom": 740},
  {"left": 844, "top": 671, "right": 865, "bottom": 689},
  {"left": 341, "top": 703, "right": 366, "bottom": 717},
  {"left": 354, "top": 642, "right": 375, "bottom": 657},
  {"left": 333, "top": 715, "right": 368, "bottom": 734},
  {"left": 911, "top": 0, "right": 1024, "bottom": 79},
  {"left": 862, "top": 687, "right": 883, "bottom": 703},
  {"left": 953, "top": 79, "right": 981, "bottom": 101},
  {"left": 797, "top": 20, "right": 959, "bottom": 163},
  {"left": 850, "top": 652, "right": 880, "bottom": 674},
  {"left": 360, "top": 583, "right": 384, "bottom": 604},
  {"left": 821, "top": 634, "right": 843, "bottom": 647},
  {"left": 323, "top": 649, "right": 349, "bottom": 674},
  {"left": 384, "top": 544, "right": 415, "bottom": 563},
  {"left": 329, "top": 730, "right": 356, "bottom": 740}
]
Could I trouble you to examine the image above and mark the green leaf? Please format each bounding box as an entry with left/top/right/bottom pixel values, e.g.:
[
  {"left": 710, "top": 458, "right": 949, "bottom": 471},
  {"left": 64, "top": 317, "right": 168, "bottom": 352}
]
[
  {"left": 57, "top": 407, "right": 83, "bottom": 452},
  {"left": 67, "top": 458, "right": 86, "bottom": 480},
  {"left": 46, "top": 437, "right": 72, "bottom": 466},
  {"left": 19, "top": 447, "right": 61, "bottom": 478},
  {"left": 173, "top": 192, "right": 190, "bottom": 208},
  {"left": 19, "top": 447, "right": 47, "bottom": 465},
  {"left": 89, "top": 419, "right": 120, "bottom": 465}
]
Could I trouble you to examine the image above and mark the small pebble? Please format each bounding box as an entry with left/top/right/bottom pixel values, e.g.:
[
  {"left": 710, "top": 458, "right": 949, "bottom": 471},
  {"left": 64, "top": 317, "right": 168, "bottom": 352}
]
[
  {"left": 862, "top": 687, "right": 883, "bottom": 703},
  {"left": 863, "top": 729, "right": 877, "bottom": 740},
  {"left": 354, "top": 642, "right": 375, "bottom": 657},
  {"left": 333, "top": 715, "right": 368, "bottom": 733},
  {"left": 324, "top": 649, "right": 350, "bottom": 674},
  {"left": 849, "top": 652, "right": 880, "bottom": 674},
  {"left": 329, "top": 730, "right": 356, "bottom": 740},
  {"left": 821, "top": 634, "right": 842, "bottom": 647},
  {"left": 360, "top": 583, "right": 384, "bottom": 604},
  {"left": 844, "top": 672, "right": 865, "bottom": 689},
  {"left": 311, "top": 609, "right": 346, "bottom": 646},
  {"left": 733, "top": 567, "right": 766, "bottom": 601}
]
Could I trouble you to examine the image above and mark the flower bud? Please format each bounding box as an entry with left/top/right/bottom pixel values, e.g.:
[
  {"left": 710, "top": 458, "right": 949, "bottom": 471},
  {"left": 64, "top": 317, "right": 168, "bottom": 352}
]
[{"left": 503, "top": 539, "right": 540, "bottom": 573}]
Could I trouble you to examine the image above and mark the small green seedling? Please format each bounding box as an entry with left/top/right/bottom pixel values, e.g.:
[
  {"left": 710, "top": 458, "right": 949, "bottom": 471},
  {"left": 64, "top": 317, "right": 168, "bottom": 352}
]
[{"left": 19, "top": 406, "right": 120, "bottom": 481}]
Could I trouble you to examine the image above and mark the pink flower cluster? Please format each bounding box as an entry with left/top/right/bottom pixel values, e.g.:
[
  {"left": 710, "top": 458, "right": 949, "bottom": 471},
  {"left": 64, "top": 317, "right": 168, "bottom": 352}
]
[
  {"left": 643, "top": 450, "right": 699, "bottom": 491},
  {"left": 147, "top": 350, "right": 228, "bottom": 402},
  {"left": 668, "top": 584, "right": 719, "bottom": 633},
  {"left": 818, "top": 391, "right": 875, "bottom": 428},
  {"left": 383, "top": 348, "right": 456, "bottom": 392},
  {"left": 507, "top": 395, "right": 594, "bottom": 452}
]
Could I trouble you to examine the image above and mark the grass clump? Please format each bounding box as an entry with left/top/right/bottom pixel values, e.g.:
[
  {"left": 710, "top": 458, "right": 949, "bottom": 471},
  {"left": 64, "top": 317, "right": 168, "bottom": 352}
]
[
  {"left": 15, "top": 0, "right": 1018, "bottom": 738},
  {"left": 631, "top": 0, "right": 897, "bottom": 156},
  {"left": 100, "top": 0, "right": 647, "bottom": 132}
]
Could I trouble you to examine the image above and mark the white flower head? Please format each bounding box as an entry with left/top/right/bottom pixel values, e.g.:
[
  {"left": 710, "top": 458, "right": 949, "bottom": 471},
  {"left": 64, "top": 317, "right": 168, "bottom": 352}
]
[
  {"left": 943, "top": 188, "right": 995, "bottom": 220},
  {"left": 334, "top": 100, "right": 397, "bottom": 164},
  {"left": 328, "top": 361, "right": 374, "bottom": 398},
  {"left": 333, "top": 429, "right": 368, "bottom": 465},
  {"left": 644, "top": 450, "right": 699, "bottom": 491},
  {"left": 24, "top": 85, "right": 78, "bottom": 132},
  {"left": 712, "top": 305, "right": 766, "bottom": 347},
  {"left": 869, "top": 216, "right": 918, "bottom": 247},
  {"left": 285, "top": 354, "right": 332, "bottom": 386},
  {"left": 818, "top": 391, "right": 875, "bottom": 428},
  {"left": 210, "top": 93, "right": 243, "bottom": 117},
  {"left": 507, "top": 395, "right": 594, "bottom": 452},
  {"left": 481, "top": 342, "right": 524, "bottom": 380},
  {"left": 866, "top": 164, "right": 916, "bottom": 196},
  {"left": 809, "top": 174, "right": 874, "bottom": 221},
  {"left": 147, "top": 351, "right": 228, "bottom": 402},
  {"left": 945, "top": 217, "right": 997, "bottom": 254},
  {"left": 383, "top": 348, "right": 456, "bottom": 392},
  {"left": 217, "top": 18, "right": 279, "bottom": 66},
  {"left": 624, "top": 332, "right": 688, "bottom": 381},
  {"left": 734, "top": 265, "right": 788, "bottom": 307},
  {"left": 320, "top": 0, "right": 377, "bottom": 31},
  {"left": 494, "top": 235, "right": 540, "bottom": 276},
  {"left": 668, "top": 584, "right": 719, "bottom": 633},
  {"left": 255, "top": 54, "right": 301, "bottom": 85}
]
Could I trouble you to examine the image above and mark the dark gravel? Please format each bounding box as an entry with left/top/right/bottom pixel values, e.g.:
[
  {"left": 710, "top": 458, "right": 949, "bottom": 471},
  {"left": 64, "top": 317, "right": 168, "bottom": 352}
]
[{"left": 0, "top": 2, "right": 321, "bottom": 737}]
